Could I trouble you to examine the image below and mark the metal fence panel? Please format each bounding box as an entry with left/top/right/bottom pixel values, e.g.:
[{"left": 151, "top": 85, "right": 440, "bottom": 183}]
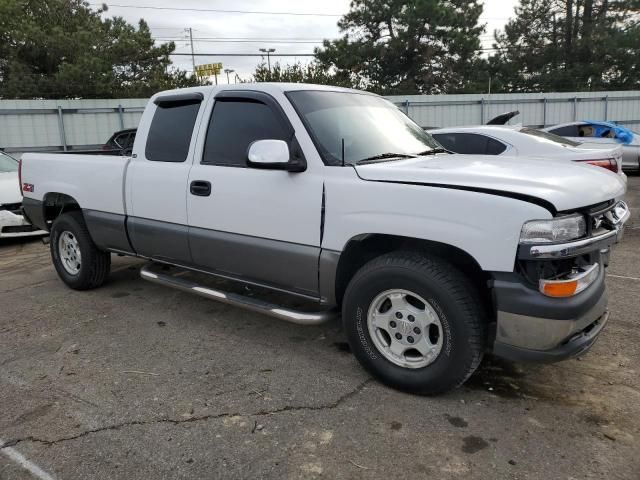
[
  {"left": 1, "top": 91, "right": 638, "bottom": 157},
  {"left": 387, "top": 90, "right": 640, "bottom": 131}
]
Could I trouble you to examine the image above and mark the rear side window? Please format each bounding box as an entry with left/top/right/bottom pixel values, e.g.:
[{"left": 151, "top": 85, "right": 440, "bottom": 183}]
[
  {"left": 433, "top": 132, "right": 506, "bottom": 155},
  {"left": 202, "top": 99, "right": 289, "bottom": 167},
  {"left": 113, "top": 133, "right": 128, "bottom": 148},
  {"left": 486, "top": 137, "right": 507, "bottom": 154},
  {"left": 146, "top": 100, "right": 201, "bottom": 162},
  {"left": 548, "top": 125, "right": 581, "bottom": 137}
]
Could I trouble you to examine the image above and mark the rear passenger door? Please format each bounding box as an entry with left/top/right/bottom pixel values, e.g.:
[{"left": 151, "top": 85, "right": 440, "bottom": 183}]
[
  {"left": 125, "top": 92, "right": 205, "bottom": 263},
  {"left": 186, "top": 90, "right": 324, "bottom": 298}
]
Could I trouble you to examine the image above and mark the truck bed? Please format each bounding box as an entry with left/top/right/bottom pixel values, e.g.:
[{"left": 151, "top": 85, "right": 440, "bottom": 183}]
[{"left": 21, "top": 153, "right": 130, "bottom": 215}]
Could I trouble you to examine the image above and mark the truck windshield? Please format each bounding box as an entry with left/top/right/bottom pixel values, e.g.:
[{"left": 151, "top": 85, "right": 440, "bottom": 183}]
[
  {"left": 287, "top": 90, "right": 441, "bottom": 166},
  {"left": 0, "top": 153, "right": 18, "bottom": 173}
]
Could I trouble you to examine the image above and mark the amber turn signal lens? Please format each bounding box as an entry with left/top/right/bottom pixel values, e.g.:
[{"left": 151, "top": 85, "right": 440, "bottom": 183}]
[
  {"left": 540, "top": 280, "right": 578, "bottom": 298},
  {"left": 539, "top": 264, "right": 599, "bottom": 298}
]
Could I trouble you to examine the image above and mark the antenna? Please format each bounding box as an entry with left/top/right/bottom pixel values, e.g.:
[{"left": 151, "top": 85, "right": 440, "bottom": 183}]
[{"left": 341, "top": 138, "right": 345, "bottom": 167}]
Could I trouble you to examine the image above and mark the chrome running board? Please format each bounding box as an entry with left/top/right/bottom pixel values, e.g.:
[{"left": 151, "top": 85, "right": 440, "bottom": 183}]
[{"left": 140, "top": 263, "right": 337, "bottom": 326}]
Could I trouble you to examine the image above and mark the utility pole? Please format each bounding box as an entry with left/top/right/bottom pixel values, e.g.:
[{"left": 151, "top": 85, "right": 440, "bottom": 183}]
[
  {"left": 259, "top": 48, "right": 276, "bottom": 74},
  {"left": 186, "top": 27, "right": 195, "bottom": 73},
  {"left": 224, "top": 68, "right": 235, "bottom": 84}
]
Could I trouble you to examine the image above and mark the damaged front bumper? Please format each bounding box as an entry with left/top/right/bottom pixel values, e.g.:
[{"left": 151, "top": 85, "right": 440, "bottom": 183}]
[
  {"left": 490, "top": 200, "right": 628, "bottom": 363},
  {"left": 491, "top": 268, "right": 608, "bottom": 363}
]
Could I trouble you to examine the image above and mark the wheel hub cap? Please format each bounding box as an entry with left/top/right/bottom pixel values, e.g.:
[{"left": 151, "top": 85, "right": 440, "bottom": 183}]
[
  {"left": 58, "top": 231, "right": 82, "bottom": 275},
  {"left": 367, "top": 289, "right": 443, "bottom": 369}
]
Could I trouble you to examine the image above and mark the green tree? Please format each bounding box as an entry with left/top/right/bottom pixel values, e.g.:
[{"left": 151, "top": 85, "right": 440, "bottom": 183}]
[
  {"left": 251, "top": 61, "right": 353, "bottom": 87},
  {"left": 0, "top": 0, "right": 203, "bottom": 99},
  {"left": 314, "top": 0, "right": 487, "bottom": 94},
  {"left": 489, "top": 0, "right": 640, "bottom": 92}
]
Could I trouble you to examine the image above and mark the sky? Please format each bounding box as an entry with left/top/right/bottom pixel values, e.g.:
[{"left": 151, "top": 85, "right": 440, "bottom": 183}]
[{"left": 95, "top": 0, "right": 520, "bottom": 82}]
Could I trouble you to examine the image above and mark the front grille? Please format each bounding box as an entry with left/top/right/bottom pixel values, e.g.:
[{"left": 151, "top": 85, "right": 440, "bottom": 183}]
[
  {"left": 0, "top": 202, "right": 22, "bottom": 214},
  {"left": 587, "top": 202, "right": 622, "bottom": 237}
]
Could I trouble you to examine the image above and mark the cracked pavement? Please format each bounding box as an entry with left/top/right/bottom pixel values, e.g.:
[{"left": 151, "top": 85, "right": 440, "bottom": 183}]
[{"left": 1, "top": 176, "right": 639, "bottom": 480}]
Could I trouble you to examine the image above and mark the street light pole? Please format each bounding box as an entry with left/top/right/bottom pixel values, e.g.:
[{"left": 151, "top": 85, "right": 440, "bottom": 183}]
[
  {"left": 259, "top": 48, "right": 276, "bottom": 74},
  {"left": 224, "top": 68, "right": 235, "bottom": 84}
]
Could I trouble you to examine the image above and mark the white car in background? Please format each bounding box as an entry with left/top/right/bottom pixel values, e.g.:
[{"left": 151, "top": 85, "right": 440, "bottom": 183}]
[
  {"left": 542, "top": 121, "right": 640, "bottom": 172},
  {"left": 0, "top": 152, "right": 47, "bottom": 239},
  {"left": 429, "top": 125, "right": 626, "bottom": 180}
]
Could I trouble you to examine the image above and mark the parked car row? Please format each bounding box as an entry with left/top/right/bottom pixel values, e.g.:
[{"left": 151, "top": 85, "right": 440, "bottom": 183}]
[
  {"left": 430, "top": 125, "right": 625, "bottom": 179},
  {"left": 19, "top": 84, "right": 629, "bottom": 395},
  {"left": 428, "top": 111, "right": 638, "bottom": 175}
]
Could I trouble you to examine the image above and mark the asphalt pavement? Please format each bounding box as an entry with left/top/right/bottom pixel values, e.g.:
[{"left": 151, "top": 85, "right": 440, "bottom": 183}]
[{"left": 1, "top": 176, "right": 639, "bottom": 480}]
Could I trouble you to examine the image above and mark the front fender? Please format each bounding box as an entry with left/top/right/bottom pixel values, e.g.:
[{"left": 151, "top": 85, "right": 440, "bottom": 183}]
[{"left": 323, "top": 179, "right": 551, "bottom": 272}]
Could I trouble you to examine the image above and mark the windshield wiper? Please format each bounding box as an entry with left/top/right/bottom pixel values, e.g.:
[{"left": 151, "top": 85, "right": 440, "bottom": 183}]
[
  {"left": 414, "top": 147, "right": 449, "bottom": 156},
  {"left": 355, "top": 153, "right": 417, "bottom": 164}
]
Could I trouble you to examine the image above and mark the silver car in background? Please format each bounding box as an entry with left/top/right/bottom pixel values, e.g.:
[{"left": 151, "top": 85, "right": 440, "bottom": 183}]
[{"left": 543, "top": 121, "right": 640, "bottom": 172}]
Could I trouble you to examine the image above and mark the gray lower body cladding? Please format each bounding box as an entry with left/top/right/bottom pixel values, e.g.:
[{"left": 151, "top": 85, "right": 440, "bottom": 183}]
[
  {"left": 82, "top": 209, "right": 338, "bottom": 303},
  {"left": 21, "top": 197, "right": 47, "bottom": 231},
  {"left": 188, "top": 225, "right": 320, "bottom": 296}
]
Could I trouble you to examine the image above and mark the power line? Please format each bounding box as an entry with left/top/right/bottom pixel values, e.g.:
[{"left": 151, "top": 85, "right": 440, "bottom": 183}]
[
  {"left": 166, "top": 45, "right": 543, "bottom": 58},
  {"left": 95, "top": 3, "right": 342, "bottom": 17},
  {"left": 170, "top": 52, "right": 316, "bottom": 57},
  {"left": 154, "top": 38, "right": 324, "bottom": 44}
]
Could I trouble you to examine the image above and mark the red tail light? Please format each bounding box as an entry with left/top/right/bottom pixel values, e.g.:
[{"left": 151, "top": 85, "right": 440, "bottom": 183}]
[{"left": 574, "top": 158, "right": 618, "bottom": 173}]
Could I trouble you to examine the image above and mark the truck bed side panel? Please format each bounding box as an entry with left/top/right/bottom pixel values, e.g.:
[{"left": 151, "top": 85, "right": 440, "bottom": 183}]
[{"left": 21, "top": 153, "right": 129, "bottom": 215}]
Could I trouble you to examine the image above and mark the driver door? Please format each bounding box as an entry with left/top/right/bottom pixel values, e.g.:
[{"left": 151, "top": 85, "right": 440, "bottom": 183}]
[{"left": 186, "top": 91, "right": 324, "bottom": 298}]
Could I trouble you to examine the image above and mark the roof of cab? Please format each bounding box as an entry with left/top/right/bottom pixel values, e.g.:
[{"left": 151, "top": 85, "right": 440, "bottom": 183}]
[{"left": 152, "top": 82, "right": 374, "bottom": 100}]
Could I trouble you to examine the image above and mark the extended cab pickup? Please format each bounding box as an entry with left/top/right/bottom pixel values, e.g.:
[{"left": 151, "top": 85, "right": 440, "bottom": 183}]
[{"left": 20, "top": 84, "right": 630, "bottom": 394}]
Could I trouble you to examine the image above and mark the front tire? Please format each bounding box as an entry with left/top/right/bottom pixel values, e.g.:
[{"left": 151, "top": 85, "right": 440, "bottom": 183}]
[
  {"left": 50, "top": 211, "right": 111, "bottom": 290},
  {"left": 342, "top": 251, "right": 486, "bottom": 395}
]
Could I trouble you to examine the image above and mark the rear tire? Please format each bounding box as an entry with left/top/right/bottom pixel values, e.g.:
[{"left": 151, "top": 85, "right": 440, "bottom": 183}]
[
  {"left": 342, "top": 251, "right": 486, "bottom": 395},
  {"left": 50, "top": 211, "right": 111, "bottom": 290}
]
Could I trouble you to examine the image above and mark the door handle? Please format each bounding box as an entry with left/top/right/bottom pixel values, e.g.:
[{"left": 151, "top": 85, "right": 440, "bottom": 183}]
[{"left": 190, "top": 180, "right": 211, "bottom": 197}]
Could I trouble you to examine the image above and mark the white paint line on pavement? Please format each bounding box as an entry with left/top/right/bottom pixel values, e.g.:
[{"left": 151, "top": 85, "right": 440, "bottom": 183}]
[
  {"left": 607, "top": 274, "right": 640, "bottom": 281},
  {"left": 0, "top": 439, "right": 56, "bottom": 480}
]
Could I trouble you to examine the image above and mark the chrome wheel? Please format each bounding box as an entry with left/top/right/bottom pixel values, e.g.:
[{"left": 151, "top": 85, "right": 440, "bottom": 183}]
[
  {"left": 367, "top": 289, "right": 444, "bottom": 369},
  {"left": 58, "top": 231, "right": 82, "bottom": 275}
]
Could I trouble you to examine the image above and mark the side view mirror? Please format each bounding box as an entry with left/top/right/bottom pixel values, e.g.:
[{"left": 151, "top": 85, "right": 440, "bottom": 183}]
[{"left": 247, "top": 139, "right": 305, "bottom": 172}]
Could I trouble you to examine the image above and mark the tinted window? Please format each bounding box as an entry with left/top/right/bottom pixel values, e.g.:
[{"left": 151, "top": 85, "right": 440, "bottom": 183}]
[
  {"left": 113, "top": 133, "right": 128, "bottom": 148},
  {"left": 146, "top": 101, "right": 201, "bottom": 162},
  {"left": 202, "top": 99, "right": 289, "bottom": 167},
  {"left": 548, "top": 125, "right": 581, "bottom": 137},
  {"left": 432, "top": 133, "right": 502, "bottom": 155},
  {"left": 123, "top": 132, "right": 136, "bottom": 149},
  {"left": 486, "top": 137, "right": 507, "bottom": 154}
]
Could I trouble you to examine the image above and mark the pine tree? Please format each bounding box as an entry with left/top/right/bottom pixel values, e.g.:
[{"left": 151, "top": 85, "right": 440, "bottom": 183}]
[
  {"left": 490, "top": 0, "right": 640, "bottom": 92},
  {"left": 314, "top": 0, "right": 487, "bottom": 94},
  {"left": 0, "top": 0, "right": 203, "bottom": 99}
]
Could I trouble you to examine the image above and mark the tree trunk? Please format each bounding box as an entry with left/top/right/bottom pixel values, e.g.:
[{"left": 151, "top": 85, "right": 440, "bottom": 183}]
[{"left": 564, "top": 0, "right": 574, "bottom": 68}]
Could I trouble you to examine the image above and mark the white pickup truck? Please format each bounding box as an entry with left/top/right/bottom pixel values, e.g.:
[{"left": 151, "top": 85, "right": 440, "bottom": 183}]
[{"left": 20, "top": 84, "right": 629, "bottom": 394}]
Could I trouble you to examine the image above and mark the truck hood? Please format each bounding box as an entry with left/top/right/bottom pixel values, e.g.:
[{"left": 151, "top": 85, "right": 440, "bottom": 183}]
[
  {"left": 354, "top": 154, "right": 626, "bottom": 213},
  {"left": 0, "top": 171, "right": 22, "bottom": 205}
]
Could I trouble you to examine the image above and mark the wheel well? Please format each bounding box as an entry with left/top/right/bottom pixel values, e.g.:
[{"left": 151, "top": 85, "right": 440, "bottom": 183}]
[
  {"left": 43, "top": 193, "right": 82, "bottom": 228},
  {"left": 334, "top": 234, "right": 492, "bottom": 313}
]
